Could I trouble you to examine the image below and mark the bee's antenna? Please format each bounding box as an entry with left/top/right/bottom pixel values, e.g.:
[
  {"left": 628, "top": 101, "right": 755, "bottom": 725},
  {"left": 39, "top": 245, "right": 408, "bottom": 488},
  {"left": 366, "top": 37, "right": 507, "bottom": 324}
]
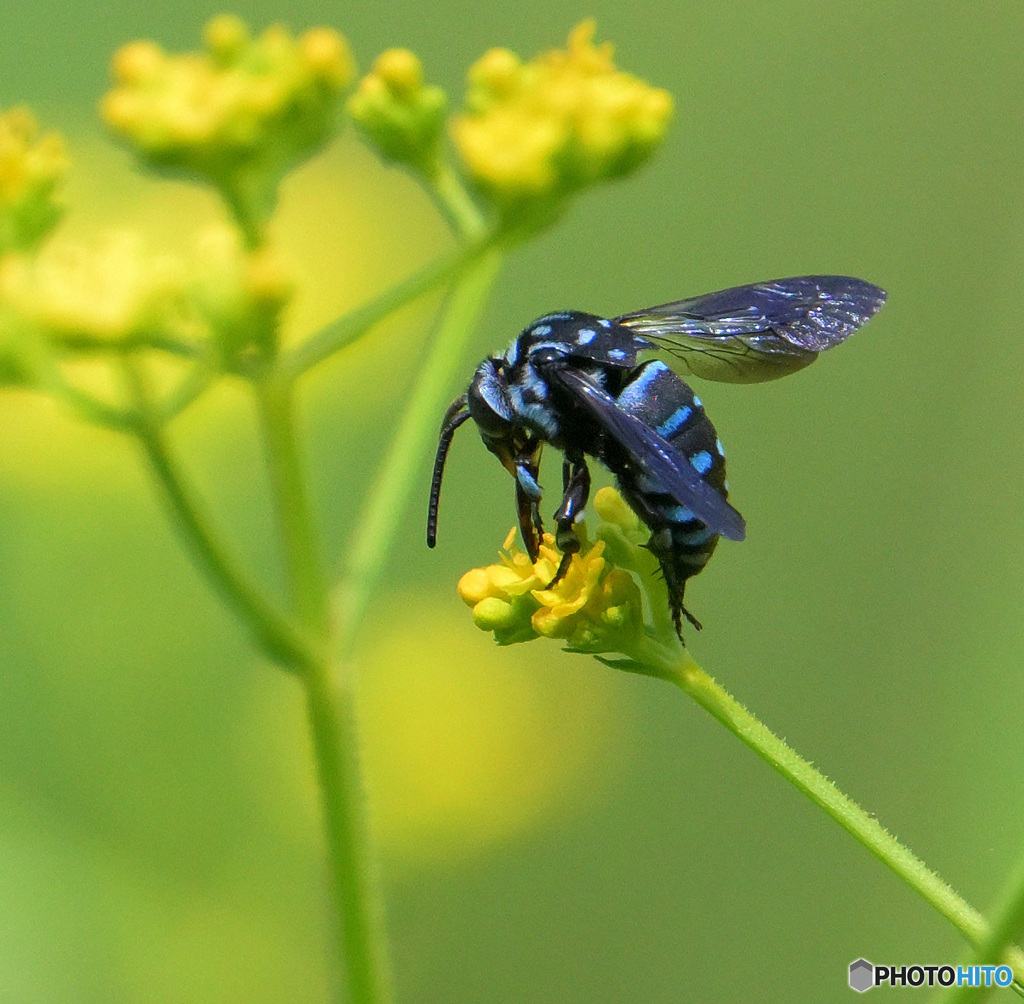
[{"left": 427, "top": 396, "right": 470, "bottom": 548}]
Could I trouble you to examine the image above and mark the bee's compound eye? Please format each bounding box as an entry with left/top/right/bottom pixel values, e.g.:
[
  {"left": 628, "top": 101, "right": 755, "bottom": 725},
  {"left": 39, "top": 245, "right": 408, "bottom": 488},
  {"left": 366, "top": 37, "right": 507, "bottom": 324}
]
[{"left": 467, "top": 361, "right": 513, "bottom": 435}]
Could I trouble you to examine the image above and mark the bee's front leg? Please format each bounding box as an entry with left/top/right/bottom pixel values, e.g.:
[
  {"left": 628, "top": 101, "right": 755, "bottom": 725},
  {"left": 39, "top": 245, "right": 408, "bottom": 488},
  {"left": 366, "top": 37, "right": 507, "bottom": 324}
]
[
  {"left": 514, "top": 459, "right": 543, "bottom": 560},
  {"left": 548, "top": 455, "right": 591, "bottom": 586}
]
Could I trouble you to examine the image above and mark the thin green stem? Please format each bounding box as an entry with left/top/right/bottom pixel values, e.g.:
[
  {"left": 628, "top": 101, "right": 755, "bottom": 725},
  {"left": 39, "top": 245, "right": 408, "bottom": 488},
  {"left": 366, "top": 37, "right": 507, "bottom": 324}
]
[
  {"left": 254, "top": 371, "right": 330, "bottom": 632},
  {"left": 303, "top": 657, "right": 394, "bottom": 1004},
  {"left": 50, "top": 330, "right": 202, "bottom": 358},
  {"left": 628, "top": 640, "right": 1024, "bottom": 975},
  {"left": 281, "top": 240, "right": 489, "bottom": 380},
  {"left": 254, "top": 362, "right": 392, "bottom": 1004},
  {"left": 122, "top": 360, "right": 317, "bottom": 671},
  {"left": 427, "top": 161, "right": 488, "bottom": 242},
  {"left": 217, "top": 176, "right": 266, "bottom": 250},
  {"left": 940, "top": 854, "right": 1024, "bottom": 1003},
  {"left": 334, "top": 244, "right": 505, "bottom": 653},
  {"left": 157, "top": 360, "right": 218, "bottom": 423}
]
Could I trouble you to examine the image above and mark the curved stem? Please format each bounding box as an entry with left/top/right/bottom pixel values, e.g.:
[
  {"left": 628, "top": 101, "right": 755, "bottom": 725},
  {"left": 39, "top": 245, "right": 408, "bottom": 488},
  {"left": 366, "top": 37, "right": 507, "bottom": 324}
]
[
  {"left": 282, "top": 240, "right": 490, "bottom": 379},
  {"left": 333, "top": 244, "right": 505, "bottom": 653},
  {"left": 627, "top": 640, "right": 1024, "bottom": 974},
  {"left": 123, "top": 360, "right": 316, "bottom": 671}
]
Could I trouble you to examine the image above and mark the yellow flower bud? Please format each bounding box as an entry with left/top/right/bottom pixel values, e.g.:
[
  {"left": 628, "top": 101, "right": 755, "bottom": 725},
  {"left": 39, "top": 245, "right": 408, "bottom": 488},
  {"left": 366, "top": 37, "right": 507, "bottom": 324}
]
[
  {"left": 347, "top": 48, "right": 447, "bottom": 172},
  {"left": 301, "top": 28, "right": 356, "bottom": 88},
  {"left": 189, "top": 224, "right": 293, "bottom": 362},
  {"left": 204, "top": 15, "right": 249, "bottom": 62},
  {"left": 594, "top": 485, "right": 641, "bottom": 535},
  {"left": 0, "top": 107, "right": 67, "bottom": 255}
]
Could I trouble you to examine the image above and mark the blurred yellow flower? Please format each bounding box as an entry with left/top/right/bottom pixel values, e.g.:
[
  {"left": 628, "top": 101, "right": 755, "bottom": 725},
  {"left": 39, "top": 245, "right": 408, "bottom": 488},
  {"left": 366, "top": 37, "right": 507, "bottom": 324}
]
[
  {"left": 451, "top": 20, "right": 672, "bottom": 215},
  {"left": 189, "top": 223, "right": 293, "bottom": 363},
  {"left": 0, "top": 231, "right": 189, "bottom": 345},
  {"left": 0, "top": 107, "right": 67, "bottom": 254},
  {"left": 100, "top": 17, "right": 355, "bottom": 229},
  {"left": 347, "top": 49, "right": 447, "bottom": 173},
  {"left": 237, "top": 597, "right": 630, "bottom": 872}
]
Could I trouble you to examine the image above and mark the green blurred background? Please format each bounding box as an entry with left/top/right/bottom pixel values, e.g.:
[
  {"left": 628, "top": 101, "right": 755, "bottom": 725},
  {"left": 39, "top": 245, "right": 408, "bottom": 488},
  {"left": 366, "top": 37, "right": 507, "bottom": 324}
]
[{"left": 1, "top": 1, "right": 1023, "bottom": 1001}]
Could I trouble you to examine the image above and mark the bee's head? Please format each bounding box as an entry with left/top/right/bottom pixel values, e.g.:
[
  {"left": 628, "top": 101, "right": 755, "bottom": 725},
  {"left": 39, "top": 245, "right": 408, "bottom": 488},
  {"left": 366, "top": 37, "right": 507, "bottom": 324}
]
[{"left": 467, "top": 357, "right": 515, "bottom": 440}]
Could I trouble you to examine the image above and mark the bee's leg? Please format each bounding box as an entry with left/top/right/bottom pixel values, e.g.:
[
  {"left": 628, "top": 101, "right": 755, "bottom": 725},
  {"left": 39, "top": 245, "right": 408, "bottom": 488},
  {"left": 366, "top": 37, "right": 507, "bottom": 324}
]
[
  {"left": 514, "top": 460, "right": 543, "bottom": 560},
  {"left": 548, "top": 456, "right": 591, "bottom": 586}
]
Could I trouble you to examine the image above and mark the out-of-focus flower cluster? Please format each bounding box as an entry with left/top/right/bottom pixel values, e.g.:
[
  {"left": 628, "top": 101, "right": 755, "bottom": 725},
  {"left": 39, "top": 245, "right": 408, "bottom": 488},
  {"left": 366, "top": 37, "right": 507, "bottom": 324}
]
[
  {"left": 451, "top": 20, "right": 672, "bottom": 217},
  {"left": 101, "top": 16, "right": 354, "bottom": 228},
  {"left": 188, "top": 224, "right": 293, "bottom": 366},
  {"left": 0, "top": 108, "right": 67, "bottom": 256},
  {"left": 0, "top": 232, "right": 190, "bottom": 345},
  {"left": 457, "top": 492, "right": 647, "bottom": 653},
  {"left": 347, "top": 49, "right": 447, "bottom": 174}
]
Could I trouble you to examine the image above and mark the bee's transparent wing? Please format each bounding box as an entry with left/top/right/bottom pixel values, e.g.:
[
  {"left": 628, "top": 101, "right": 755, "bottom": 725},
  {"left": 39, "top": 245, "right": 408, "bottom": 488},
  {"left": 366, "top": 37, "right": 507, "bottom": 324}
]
[{"left": 616, "top": 275, "right": 886, "bottom": 383}]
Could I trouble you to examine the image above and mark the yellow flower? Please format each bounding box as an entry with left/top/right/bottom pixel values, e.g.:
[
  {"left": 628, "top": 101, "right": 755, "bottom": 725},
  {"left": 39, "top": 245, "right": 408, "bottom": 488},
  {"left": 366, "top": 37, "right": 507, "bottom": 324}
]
[
  {"left": 0, "top": 231, "right": 190, "bottom": 346},
  {"left": 100, "top": 17, "right": 355, "bottom": 228},
  {"left": 458, "top": 519, "right": 644, "bottom": 652},
  {"left": 451, "top": 20, "right": 672, "bottom": 217},
  {"left": 347, "top": 49, "right": 448, "bottom": 173},
  {"left": 0, "top": 107, "right": 67, "bottom": 255}
]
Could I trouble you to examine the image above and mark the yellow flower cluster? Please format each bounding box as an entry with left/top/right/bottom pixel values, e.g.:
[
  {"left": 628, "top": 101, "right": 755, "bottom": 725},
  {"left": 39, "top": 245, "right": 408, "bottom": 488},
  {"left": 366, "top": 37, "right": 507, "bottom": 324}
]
[
  {"left": 347, "top": 49, "right": 447, "bottom": 173},
  {"left": 0, "top": 222, "right": 292, "bottom": 366},
  {"left": 458, "top": 524, "right": 643, "bottom": 651},
  {"left": 451, "top": 20, "right": 672, "bottom": 211},
  {"left": 101, "top": 16, "right": 354, "bottom": 222},
  {"left": 0, "top": 108, "right": 67, "bottom": 255},
  {"left": 0, "top": 232, "right": 190, "bottom": 346}
]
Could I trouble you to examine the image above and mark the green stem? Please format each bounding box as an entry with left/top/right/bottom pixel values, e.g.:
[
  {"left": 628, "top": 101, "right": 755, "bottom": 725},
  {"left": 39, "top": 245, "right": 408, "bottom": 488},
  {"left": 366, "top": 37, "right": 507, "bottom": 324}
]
[
  {"left": 218, "top": 176, "right": 266, "bottom": 250},
  {"left": 254, "top": 364, "right": 392, "bottom": 1004},
  {"left": 303, "top": 657, "right": 394, "bottom": 1004},
  {"left": 941, "top": 854, "right": 1024, "bottom": 1003},
  {"left": 281, "top": 240, "right": 489, "bottom": 379},
  {"left": 122, "top": 362, "right": 317, "bottom": 671},
  {"left": 629, "top": 641, "right": 1024, "bottom": 974},
  {"left": 333, "top": 245, "right": 505, "bottom": 653},
  {"left": 254, "top": 371, "right": 330, "bottom": 632},
  {"left": 157, "top": 360, "right": 217, "bottom": 423},
  {"left": 428, "top": 161, "right": 488, "bottom": 242}
]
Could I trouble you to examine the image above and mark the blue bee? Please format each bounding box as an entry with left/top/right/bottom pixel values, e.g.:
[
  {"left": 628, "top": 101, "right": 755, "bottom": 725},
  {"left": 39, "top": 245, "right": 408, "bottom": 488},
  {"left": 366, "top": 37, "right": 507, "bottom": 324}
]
[{"left": 428, "top": 276, "right": 887, "bottom": 640}]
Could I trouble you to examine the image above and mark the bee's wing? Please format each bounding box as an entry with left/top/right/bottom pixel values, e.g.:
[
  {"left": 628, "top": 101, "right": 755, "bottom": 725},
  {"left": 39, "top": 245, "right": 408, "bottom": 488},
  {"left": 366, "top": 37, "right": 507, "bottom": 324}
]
[
  {"left": 549, "top": 367, "right": 746, "bottom": 541},
  {"left": 616, "top": 276, "right": 886, "bottom": 383}
]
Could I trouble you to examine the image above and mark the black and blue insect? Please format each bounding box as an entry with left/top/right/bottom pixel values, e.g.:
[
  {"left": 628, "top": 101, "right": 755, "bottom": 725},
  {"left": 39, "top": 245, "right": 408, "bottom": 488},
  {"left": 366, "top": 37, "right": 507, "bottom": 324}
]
[{"left": 427, "top": 276, "right": 887, "bottom": 640}]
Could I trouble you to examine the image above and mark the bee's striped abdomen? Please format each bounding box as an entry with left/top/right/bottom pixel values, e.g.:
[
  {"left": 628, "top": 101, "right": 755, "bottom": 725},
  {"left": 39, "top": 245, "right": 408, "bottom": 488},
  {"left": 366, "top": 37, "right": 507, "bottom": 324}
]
[{"left": 611, "top": 360, "right": 730, "bottom": 633}]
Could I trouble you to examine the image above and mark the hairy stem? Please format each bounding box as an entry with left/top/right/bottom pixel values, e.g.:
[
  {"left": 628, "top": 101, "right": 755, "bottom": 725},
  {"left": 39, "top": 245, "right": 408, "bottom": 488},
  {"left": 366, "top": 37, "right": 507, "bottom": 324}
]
[
  {"left": 629, "top": 640, "right": 1024, "bottom": 974},
  {"left": 941, "top": 853, "right": 1024, "bottom": 1003}
]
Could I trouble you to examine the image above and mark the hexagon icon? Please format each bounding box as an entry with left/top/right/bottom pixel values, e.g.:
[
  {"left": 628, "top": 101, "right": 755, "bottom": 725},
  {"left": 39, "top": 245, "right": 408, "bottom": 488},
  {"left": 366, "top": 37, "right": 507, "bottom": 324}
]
[{"left": 849, "top": 958, "right": 874, "bottom": 993}]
